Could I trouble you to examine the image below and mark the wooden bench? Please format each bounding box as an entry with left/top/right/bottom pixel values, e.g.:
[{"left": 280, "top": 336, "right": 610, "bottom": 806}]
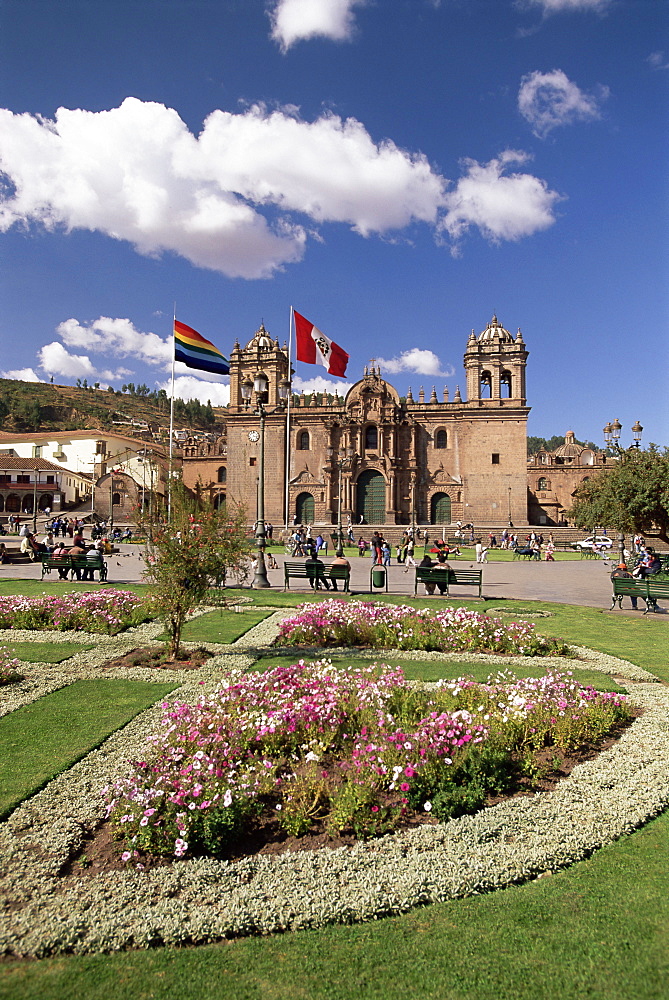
[
  {"left": 328, "top": 564, "right": 351, "bottom": 592},
  {"left": 414, "top": 566, "right": 451, "bottom": 596},
  {"left": 41, "top": 553, "right": 108, "bottom": 581},
  {"left": 611, "top": 577, "right": 669, "bottom": 614},
  {"left": 414, "top": 567, "right": 483, "bottom": 598},
  {"left": 283, "top": 560, "right": 329, "bottom": 591}
]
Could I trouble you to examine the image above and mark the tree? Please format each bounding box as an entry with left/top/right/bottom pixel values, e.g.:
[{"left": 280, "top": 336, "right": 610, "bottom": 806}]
[
  {"left": 141, "top": 480, "right": 251, "bottom": 659},
  {"left": 570, "top": 445, "right": 669, "bottom": 544}
]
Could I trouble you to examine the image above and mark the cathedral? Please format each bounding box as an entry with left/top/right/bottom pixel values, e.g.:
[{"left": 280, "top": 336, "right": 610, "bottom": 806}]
[{"left": 183, "top": 315, "right": 531, "bottom": 528}]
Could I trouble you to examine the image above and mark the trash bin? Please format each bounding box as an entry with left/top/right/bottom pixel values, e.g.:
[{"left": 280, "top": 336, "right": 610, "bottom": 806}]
[{"left": 371, "top": 566, "right": 387, "bottom": 590}]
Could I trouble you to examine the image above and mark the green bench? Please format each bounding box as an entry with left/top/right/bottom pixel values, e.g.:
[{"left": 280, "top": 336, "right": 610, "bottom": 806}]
[
  {"left": 41, "top": 553, "right": 108, "bottom": 581},
  {"left": 611, "top": 576, "right": 669, "bottom": 614},
  {"left": 414, "top": 567, "right": 483, "bottom": 598},
  {"left": 283, "top": 560, "right": 350, "bottom": 592}
]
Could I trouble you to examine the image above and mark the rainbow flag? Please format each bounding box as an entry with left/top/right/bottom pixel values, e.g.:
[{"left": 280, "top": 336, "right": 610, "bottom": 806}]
[{"left": 174, "top": 320, "right": 230, "bottom": 376}]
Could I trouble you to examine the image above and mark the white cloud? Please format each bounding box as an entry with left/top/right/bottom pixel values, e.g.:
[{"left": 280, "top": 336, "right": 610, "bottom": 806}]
[
  {"left": 0, "top": 367, "right": 44, "bottom": 382},
  {"left": 0, "top": 98, "right": 564, "bottom": 271},
  {"left": 38, "top": 341, "right": 96, "bottom": 378},
  {"left": 57, "top": 316, "right": 172, "bottom": 365},
  {"left": 292, "top": 375, "right": 351, "bottom": 395},
  {"left": 518, "top": 69, "right": 608, "bottom": 137},
  {"left": 440, "top": 151, "right": 562, "bottom": 244},
  {"left": 376, "top": 348, "right": 454, "bottom": 377},
  {"left": 157, "top": 375, "right": 230, "bottom": 407},
  {"left": 269, "top": 0, "right": 365, "bottom": 51},
  {"left": 648, "top": 51, "right": 669, "bottom": 71},
  {"left": 519, "top": 0, "right": 612, "bottom": 13},
  {"left": 0, "top": 98, "right": 443, "bottom": 278}
]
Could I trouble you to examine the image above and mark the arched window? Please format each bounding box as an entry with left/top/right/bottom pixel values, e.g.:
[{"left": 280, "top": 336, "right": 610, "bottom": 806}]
[
  {"left": 430, "top": 492, "right": 452, "bottom": 525},
  {"left": 435, "top": 429, "right": 447, "bottom": 449},
  {"left": 537, "top": 477, "right": 549, "bottom": 491},
  {"left": 213, "top": 493, "right": 226, "bottom": 510},
  {"left": 217, "top": 466, "right": 226, "bottom": 483},
  {"left": 480, "top": 371, "right": 492, "bottom": 398},
  {"left": 500, "top": 371, "right": 512, "bottom": 398},
  {"left": 38, "top": 493, "right": 53, "bottom": 511},
  {"left": 6, "top": 494, "right": 20, "bottom": 513},
  {"left": 297, "top": 430, "right": 310, "bottom": 451},
  {"left": 364, "top": 425, "right": 378, "bottom": 450},
  {"left": 22, "top": 495, "right": 34, "bottom": 514},
  {"left": 112, "top": 492, "right": 121, "bottom": 506},
  {"left": 296, "top": 492, "right": 315, "bottom": 524}
]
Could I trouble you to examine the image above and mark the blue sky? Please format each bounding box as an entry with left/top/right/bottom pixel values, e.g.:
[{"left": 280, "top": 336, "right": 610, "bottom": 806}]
[{"left": 0, "top": 0, "right": 667, "bottom": 448}]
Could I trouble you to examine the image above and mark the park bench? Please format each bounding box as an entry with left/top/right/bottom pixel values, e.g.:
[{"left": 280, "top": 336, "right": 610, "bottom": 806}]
[
  {"left": 414, "top": 567, "right": 483, "bottom": 598},
  {"left": 610, "top": 577, "right": 669, "bottom": 614},
  {"left": 41, "top": 553, "right": 108, "bottom": 581},
  {"left": 283, "top": 560, "right": 329, "bottom": 591}
]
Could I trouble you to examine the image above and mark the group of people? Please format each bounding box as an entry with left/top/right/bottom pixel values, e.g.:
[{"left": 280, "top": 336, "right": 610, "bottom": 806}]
[
  {"left": 303, "top": 550, "right": 350, "bottom": 591},
  {"left": 288, "top": 524, "right": 328, "bottom": 558},
  {"left": 2, "top": 521, "right": 111, "bottom": 579},
  {"left": 611, "top": 545, "right": 663, "bottom": 609}
]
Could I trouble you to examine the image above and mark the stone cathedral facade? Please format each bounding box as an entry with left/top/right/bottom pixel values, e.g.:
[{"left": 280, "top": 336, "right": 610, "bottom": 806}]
[{"left": 188, "top": 314, "right": 530, "bottom": 527}]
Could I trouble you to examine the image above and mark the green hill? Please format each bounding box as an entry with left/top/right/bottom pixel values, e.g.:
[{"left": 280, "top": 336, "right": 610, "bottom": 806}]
[{"left": 0, "top": 379, "right": 226, "bottom": 436}]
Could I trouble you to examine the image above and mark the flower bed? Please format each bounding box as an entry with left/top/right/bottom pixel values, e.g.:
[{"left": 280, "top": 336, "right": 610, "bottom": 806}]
[
  {"left": 0, "top": 647, "right": 24, "bottom": 685},
  {"left": 105, "top": 660, "right": 630, "bottom": 860},
  {"left": 276, "top": 600, "right": 571, "bottom": 657},
  {"left": 0, "top": 591, "right": 149, "bottom": 634}
]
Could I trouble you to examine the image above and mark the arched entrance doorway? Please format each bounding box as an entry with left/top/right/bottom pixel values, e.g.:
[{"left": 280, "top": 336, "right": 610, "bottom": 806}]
[
  {"left": 355, "top": 470, "right": 385, "bottom": 524},
  {"left": 430, "top": 492, "right": 452, "bottom": 525},
  {"left": 295, "top": 492, "right": 315, "bottom": 525}
]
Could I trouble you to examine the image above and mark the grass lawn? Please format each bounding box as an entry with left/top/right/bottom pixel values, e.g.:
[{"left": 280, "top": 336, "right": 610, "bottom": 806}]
[
  {"left": 155, "top": 608, "right": 275, "bottom": 644},
  {"left": 0, "top": 586, "right": 666, "bottom": 997},
  {"left": 1, "top": 641, "right": 94, "bottom": 663},
  {"left": 0, "top": 679, "right": 177, "bottom": 819},
  {"left": 0, "top": 579, "right": 150, "bottom": 599},
  {"left": 2, "top": 808, "right": 667, "bottom": 1000},
  {"left": 251, "top": 650, "right": 627, "bottom": 692}
]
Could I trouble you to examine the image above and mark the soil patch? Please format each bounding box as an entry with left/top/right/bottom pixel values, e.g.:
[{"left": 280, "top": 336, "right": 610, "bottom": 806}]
[
  {"left": 100, "top": 645, "right": 214, "bottom": 671},
  {"left": 59, "top": 709, "right": 640, "bottom": 882}
]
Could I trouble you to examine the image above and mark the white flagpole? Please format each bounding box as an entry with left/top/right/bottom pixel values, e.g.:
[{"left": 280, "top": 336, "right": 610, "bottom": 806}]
[
  {"left": 168, "top": 306, "right": 176, "bottom": 521},
  {"left": 284, "top": 306, "right": 294, "bottom": 530}
]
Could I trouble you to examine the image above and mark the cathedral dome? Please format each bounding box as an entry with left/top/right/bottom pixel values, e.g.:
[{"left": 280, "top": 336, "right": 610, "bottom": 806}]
[
  {"left": 478, "top": 315, "right": 513, "bottom": 343},
  {"left": 553, "top": 431, "right": 582, "bottom": 460},
  {"left": 245, "top": 322, "right": 274, "bottom": 349}
]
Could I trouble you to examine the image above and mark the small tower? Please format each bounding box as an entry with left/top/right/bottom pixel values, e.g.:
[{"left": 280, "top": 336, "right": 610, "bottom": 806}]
[
  {"left": 228, "top": 323, "right": 291, "bottom": 412},
  {"left": 463, "top": 315, "right": 528, "bottom": 405}
]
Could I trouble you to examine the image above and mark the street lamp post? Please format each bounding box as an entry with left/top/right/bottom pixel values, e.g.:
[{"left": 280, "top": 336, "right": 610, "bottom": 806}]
[
  {"left": 32, "top": 471, "right": 38, "bottom": 533},
  {"left": 327, "top": 445, "right": 354, "bottom": 556},
  {"left": 241, "top": 372, "right": 290, "bottom": 588},
  {"left": 603, "top": 418, "right": 643, "bottom": 566}
]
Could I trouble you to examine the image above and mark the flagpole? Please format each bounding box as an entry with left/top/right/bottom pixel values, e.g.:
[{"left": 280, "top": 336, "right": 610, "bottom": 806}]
[
  {"left": 284, "top": 306, "right": 293, "bottom": 531},
  {"left": 168, "top": 305, "right": 176, "bottom": 522}
]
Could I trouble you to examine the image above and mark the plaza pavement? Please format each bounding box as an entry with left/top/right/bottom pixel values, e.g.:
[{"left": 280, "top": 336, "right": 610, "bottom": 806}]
[{"left": 1, "top": 542, "right": 662, "bottom": 614}]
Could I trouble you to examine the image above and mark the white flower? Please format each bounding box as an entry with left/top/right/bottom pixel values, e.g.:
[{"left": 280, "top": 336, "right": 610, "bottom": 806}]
[{"left": 423, "top": 801, "right": 432, "bottom": 812}]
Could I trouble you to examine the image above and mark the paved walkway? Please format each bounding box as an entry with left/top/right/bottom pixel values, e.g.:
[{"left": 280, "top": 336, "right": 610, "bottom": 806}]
[{"left": 3, "top": 544, "right": 665, "bottom": 615}]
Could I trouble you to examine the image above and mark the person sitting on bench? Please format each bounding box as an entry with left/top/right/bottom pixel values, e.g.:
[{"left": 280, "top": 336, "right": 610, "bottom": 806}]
[
  {"left": 611, "top": 563, "right": 638, "bottom": 610},
  {"left": 305, "top": 553, "right": 330, "bottom": 590},
  {"left": 329, "top": 553, "right": 350, "bottom": 591}
]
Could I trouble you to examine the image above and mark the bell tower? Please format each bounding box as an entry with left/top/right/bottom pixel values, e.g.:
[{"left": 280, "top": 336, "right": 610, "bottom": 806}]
[
  {"left": 463, "top": 315, "right": 528, "bottom": 405},
  {"left": 228, "top": 323, "right": 291, "bottom": 413}
]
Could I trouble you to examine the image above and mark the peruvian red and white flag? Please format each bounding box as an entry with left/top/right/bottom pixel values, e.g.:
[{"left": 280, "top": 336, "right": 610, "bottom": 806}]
[{"left": 293, "top": 309, "right": 349, "bottom": 378}]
